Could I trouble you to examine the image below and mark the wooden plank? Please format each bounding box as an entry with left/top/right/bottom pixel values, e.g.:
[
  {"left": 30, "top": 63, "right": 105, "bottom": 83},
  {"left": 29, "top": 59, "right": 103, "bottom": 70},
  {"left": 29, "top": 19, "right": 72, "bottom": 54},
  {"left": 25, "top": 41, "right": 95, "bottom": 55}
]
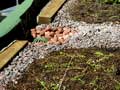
[
  {"left": 0, "top": 40, "right": 28, "bottom": 69},
  {"left": 37, "top": 0, "right": 66, "bottom": 24}
]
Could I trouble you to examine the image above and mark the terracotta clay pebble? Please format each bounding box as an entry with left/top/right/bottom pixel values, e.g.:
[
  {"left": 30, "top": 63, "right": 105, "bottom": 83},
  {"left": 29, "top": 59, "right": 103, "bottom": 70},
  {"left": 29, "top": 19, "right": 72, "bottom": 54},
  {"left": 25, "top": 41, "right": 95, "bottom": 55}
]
[
  {"left": 55, "top": 30, "right": 61, "bottom": 35},
  {"left": 31, "top": 28, "right": 37, "bottom": 38},
  {"left": 71, "top": 30, "right": 77, "bottom": 34},
  {"left": 56, "top": 33, "right": 63, "bottom": 38},
  {"left": 49, "top": 35, "right": 60, "bottom": 43},
  {"left": 45, "top": 31, "right": 52, "bottom": 40},
  {"left": 31, "top": 25, "right": 76, "bottom": 45},
  {"left": 31, "top": 28, "right": 36, "bottom": 33},
  {"left": 57, "top": 27, "right": 63, "bottom": 33},
  {"left": 50, "top": 38, "right": 56, "bottom": 44},
  {"left": 45, "top": 25, "right": 52, "bottom": 31},
  {"left": 31, "top": 33, "right": 36, "bottom": 38},
  {"left": 54, "top": 41, "right": 61, "bottom": 45},
  {"left": 63, "top": 27, "right": 71, "bottom": 35},
  {"left": 0, "top": 85, "right": 5, "bottom": 90},
  {"left": 52, "top": 27, "right": 57, "bottom": 32},
  {"left": 69, "top": 29, "right": 77, "bottom": 36},
  {"left": 49, "top": 35, "right": 57, "bottom": 44},
  {"left": 47, "top": 40, "right": 53, "bottom": 44},
  {"left": 63, "top": 34, "right": 69, "bottom": 40},
  {"left": 53, "top": 35, "right": 58, "bottom": 42},
  {"left": 58, "top": 37, "right": 65, "bottom": 44},
  {"left": 39, "top": 30, "right": 46, "bottom": 36},
  {"left": 50, "top": 31, "right": 55, "bottom": 37},
  {"left": 36, "top": 29, "right": 41, "bottom": 34}
]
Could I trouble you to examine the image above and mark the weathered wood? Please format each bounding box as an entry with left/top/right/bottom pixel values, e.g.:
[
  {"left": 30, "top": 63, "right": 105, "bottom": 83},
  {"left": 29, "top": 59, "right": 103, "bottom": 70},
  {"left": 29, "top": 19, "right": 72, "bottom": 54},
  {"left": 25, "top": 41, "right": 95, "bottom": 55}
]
[
  {"left": 0, "top": 40, "right": 28, "bottom": 69},
  {"left": 37, "top": 0, "right": 66, "bottom": 24}
]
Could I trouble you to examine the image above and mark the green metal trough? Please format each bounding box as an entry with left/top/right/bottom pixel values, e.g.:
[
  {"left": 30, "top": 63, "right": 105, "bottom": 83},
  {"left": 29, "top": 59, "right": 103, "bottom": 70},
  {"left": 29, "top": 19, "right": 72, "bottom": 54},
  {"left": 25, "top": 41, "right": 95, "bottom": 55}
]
[
  {"left": 0, "top": 0, "right": 49, "bottom": 51},
  {"left": 0, "top": 0, "right": 33, "bottom": 38}
]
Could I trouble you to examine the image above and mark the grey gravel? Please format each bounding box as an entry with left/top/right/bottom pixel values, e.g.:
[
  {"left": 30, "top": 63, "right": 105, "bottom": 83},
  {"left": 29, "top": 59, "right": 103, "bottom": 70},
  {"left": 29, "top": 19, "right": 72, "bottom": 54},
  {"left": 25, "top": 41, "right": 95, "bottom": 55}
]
[{"left": 0, "top": 0, "right": 120, "bottom": 87}]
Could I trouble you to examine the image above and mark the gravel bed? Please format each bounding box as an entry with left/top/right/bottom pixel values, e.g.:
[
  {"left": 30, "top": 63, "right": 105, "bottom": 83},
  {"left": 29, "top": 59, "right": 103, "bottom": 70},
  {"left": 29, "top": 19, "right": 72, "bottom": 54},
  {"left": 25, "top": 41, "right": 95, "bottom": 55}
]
[
  {"left": 53, "top": 0, "right": 120, "bottom": 23},
  {"left": 0, "top": 0, "right": 120, "bottom": 88},
  {"left": 0, "top": 44, "right": 66, "bottom": 86}
]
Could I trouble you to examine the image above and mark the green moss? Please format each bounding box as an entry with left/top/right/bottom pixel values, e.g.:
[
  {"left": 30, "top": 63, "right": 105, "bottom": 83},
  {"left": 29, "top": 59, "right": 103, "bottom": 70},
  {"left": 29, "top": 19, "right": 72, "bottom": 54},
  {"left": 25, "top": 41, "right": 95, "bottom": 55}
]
[
  {"left": 94, "top": 51, "right": 104, "bottom": 57},
  {"left": 105, "top": 65, "right": 116, "bottom": 73},
  {"left": 44, "top": 63, "right": 58, "bottom": 70},
  {"left": 115, "top": 83, "right": 120, "bottom": 90},
  {"left": 61, "top": 62, "right": 74, "bottom": 68},
  {"left": 71, "top": 75, "right": 85, "bottom": 85}
]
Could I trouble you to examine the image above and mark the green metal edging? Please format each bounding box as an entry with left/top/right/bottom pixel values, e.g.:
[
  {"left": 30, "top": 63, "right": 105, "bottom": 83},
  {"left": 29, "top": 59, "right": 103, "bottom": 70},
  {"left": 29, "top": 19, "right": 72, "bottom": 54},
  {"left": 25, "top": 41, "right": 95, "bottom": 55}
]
[{"left": 0, "top": 0, "right": 33, "bottom": 38}]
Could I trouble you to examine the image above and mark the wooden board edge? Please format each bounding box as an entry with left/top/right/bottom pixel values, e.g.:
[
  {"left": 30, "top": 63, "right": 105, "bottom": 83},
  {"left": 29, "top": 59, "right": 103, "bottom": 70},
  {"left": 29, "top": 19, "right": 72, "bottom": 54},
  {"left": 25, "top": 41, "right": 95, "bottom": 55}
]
[
  {"left": 37, "top": 16, "right": 51, "bottom": 24},
  {"left": 0, "top": 40, "right": 28, "bottom": 69},
  {"left": 37, "top": 0, "right": 66, "bottom": 24}
]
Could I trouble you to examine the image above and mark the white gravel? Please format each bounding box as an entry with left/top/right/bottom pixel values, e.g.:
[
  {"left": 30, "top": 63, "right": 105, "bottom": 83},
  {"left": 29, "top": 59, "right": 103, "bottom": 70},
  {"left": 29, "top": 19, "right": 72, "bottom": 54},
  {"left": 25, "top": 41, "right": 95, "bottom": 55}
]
[{"left": 0, "top": 0, "right": 120, "bottom": 87}]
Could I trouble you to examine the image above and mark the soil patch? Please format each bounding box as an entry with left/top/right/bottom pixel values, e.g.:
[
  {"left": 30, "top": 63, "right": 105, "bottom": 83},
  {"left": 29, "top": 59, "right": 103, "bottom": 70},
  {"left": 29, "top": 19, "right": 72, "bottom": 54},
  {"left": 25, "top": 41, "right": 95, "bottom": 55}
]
[
  {"left": 67, "top": 0, "right": 120, "bottom": 23},
  {"left": 6, "top": 48, "right": 120, "bottom": 90}
]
